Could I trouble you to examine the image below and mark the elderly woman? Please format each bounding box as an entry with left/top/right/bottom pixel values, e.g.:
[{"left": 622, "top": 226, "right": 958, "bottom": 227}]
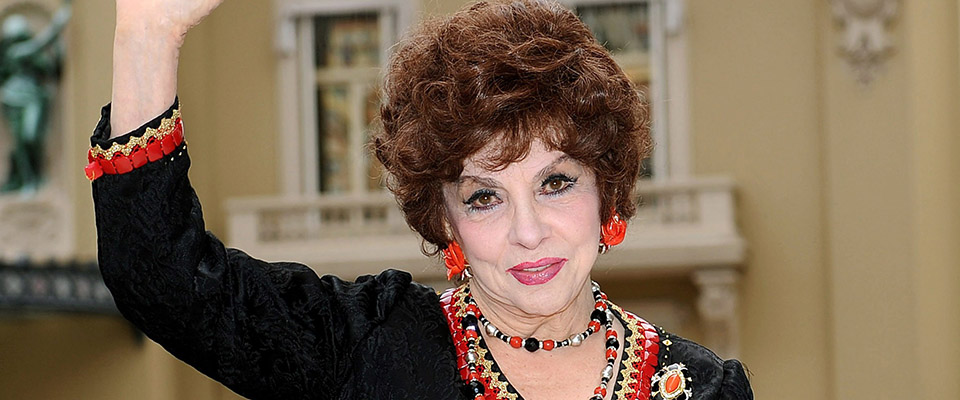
[{"left": 87, "top": 0, "right": 752, "bottom": 399}]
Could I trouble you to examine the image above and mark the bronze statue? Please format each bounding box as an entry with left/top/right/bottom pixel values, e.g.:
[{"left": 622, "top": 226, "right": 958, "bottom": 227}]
[{"left": 0, "top": 0, "right": 70, "bottom": 193}]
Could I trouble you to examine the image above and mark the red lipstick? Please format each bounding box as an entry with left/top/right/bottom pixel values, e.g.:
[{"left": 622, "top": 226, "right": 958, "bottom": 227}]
[{"left": 508, "top": 257, "right": 566, "bottom": 285}]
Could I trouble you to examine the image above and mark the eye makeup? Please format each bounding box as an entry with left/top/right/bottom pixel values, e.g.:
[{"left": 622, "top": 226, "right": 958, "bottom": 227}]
[
  {"left": 460, "top": 172, "right": 579, "bottom": 214},
  {"left": 455, "top": 155, "right": 586, "bottom": 214},
  {"left": 540, "top": 173, "right": 578, "bottom": 196},
  {"left": 462, "top": 188, "right": 502, "bottom": 213}
]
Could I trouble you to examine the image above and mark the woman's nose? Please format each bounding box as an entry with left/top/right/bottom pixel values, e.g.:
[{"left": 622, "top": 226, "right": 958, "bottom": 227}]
[{"left": 507, "top": 199, "right": 549, "bottom": 249}]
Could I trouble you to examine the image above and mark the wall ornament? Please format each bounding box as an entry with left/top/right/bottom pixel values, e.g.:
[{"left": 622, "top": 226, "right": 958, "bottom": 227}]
[{"left": 831, "top": 0, "right": 898, "bottom": 85}]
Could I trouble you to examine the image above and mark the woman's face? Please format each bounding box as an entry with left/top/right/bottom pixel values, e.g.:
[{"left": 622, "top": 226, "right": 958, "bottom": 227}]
[{"left": 443, "top": 140, "right": 601, "bottom": 317}]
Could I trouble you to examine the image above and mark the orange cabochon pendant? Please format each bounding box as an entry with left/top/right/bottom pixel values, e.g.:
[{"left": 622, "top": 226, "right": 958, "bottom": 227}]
[
  {"left": 664, "top": 372, "right": 683, "bottom": 396},
  {"left": 653, "top": 363, "right": 691, "bottom": 400}
]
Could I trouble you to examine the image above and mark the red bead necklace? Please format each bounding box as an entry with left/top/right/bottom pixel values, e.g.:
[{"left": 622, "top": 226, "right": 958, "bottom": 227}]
[
  {"left": 473, "top": 284, "right": 609, "bottom": 352},
  {"left": 458, "top": 282, "right": 619, "bottom": 400}
]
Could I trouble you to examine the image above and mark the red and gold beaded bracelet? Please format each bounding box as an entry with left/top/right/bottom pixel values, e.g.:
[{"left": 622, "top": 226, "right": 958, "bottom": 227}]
[{"left": 84, "top": 108, "right": 184, "bottom": 181}]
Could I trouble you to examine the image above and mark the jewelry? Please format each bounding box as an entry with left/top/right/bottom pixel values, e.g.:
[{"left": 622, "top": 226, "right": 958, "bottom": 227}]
[
  {"left": 599, "top": 212, "right": 627, "bottom": 254},
  {"left": 86, "top": 106, "right": 185, "bottom": 182},
  {"left": 458, "top": 282, "right": 620, "bottom": 400},
  {"left": 468, "top": 283, "right": 610, "bottom": 352},
  {"left": 651, "top": 363, "right": 693, "bottom": 400},
  {"left": 443, "top": 241, "right": 468, "bottom": 280},
  {"left": 440, "top": 285, "right": 662, "bottom": 400}
]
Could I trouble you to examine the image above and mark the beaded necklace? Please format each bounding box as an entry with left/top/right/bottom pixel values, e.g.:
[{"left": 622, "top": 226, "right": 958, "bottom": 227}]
[
  {"left": 458, "top": 282, "right": 619, "bottom": 400},
  {"left": 440, "top": 284, "right": 663, "bottom": 400}
]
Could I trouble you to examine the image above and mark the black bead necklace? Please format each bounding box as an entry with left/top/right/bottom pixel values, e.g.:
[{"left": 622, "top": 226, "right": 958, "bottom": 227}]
[
  {"left": 459, "top": 282, "right": 621, "bottom": 399},
  {"left": 470, "top": 285, "right": 609, "bottom": 352}
]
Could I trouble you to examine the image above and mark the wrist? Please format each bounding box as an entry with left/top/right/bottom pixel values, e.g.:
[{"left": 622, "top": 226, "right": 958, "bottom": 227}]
[
  {"left": 110, "top": 23, "right": 180, "bottom": 137},
  {"left": 114, "top": 19, "right": 186, "bottom": 51}
]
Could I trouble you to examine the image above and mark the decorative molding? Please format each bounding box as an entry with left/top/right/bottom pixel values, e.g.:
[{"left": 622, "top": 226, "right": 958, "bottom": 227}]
[
  {"left": 692, "top": 268, "right": 740, "bottom": 358},
  {"left": 0, "top": 189, "right": 74, "bottom": 261},
  {"left": 227, "top": 176, "right": 744, "bottom": 277},
  {"left": 664, "top": 0, "right": 685, "bottom": 36},
  {"left": 831, "top": 0, "right": 898, "bottom": 85}
]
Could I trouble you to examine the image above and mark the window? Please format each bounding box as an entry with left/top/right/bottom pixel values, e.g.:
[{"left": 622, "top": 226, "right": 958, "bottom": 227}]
[
  {"left": 276, "top": 0, "right": 687, "bottom": 195},
  {"left": 575, "top": 1, "right": 655, "bottom": 177},
  {"left": 275, "top": 1, "right": 415, "bottom": 195},
  {"left": 312, "top": 14, "right": 383, "bottom": 193},
  {"left": 565, "top": 0, "right": 689, "bottom": 180}
]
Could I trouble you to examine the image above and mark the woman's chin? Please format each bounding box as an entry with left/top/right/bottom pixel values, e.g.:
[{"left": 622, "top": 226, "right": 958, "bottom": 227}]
[{"left": 510, "top": 292, "right": 578, "bottom": 318}]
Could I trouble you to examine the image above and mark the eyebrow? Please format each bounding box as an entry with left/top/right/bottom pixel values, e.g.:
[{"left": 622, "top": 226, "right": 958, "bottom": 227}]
[
  {"left": 455, "top": 154, "right": 573, "bottom": 187},
  {"left": 535, "top": 155, "right": 572, "bottom": 180},
  {"left": 456, "top": 175, "right": 499, "bottom": 188}
]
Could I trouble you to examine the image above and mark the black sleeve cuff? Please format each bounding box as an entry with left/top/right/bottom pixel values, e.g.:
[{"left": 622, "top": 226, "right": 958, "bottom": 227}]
[{"left": 90, "top": 97, "right": 180, "bottom": 148}]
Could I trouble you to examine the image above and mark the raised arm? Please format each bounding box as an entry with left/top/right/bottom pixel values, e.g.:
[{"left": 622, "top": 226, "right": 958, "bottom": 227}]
[
  {"left": 109, "top": 0, "right": 222, "bottom": 136},
  {"left": 96, "top": 1, "right": 354, "bottom": 396}
]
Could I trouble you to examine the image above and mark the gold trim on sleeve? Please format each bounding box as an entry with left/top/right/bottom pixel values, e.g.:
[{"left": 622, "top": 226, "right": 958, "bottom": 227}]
[{"left": 89, "top": 108, "right": 182, "bottom": 160}]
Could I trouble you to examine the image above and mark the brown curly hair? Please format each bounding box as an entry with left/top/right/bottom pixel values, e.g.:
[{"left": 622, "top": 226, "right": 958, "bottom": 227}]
[{"left": 373, "top": 0, "right": 652, "bottom": 255}]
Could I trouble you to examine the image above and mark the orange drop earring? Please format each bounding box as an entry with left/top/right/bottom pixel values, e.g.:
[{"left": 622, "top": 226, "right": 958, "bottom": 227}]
[
  {"left": 599, "top": 212, "right": 627, "bottom": 254},
  {"left": 442, "top": 241, "right": 469, "bottom": 280}
]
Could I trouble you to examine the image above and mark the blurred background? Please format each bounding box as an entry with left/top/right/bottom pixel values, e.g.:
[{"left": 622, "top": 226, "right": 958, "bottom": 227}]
[{"left": 0, "top": 0, "right": 957, "bottom": 399}]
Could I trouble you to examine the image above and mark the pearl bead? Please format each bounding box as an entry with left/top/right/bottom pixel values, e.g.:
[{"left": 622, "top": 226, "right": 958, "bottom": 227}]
[
  {"left": 466, "top": 350, "right": 479, "bottom": 363},
  {"left": 602, "top": 364, "right": 614, "bottom": 380},
  {"left": 570, "top": 334, "right": 583, "bottom": 347}
]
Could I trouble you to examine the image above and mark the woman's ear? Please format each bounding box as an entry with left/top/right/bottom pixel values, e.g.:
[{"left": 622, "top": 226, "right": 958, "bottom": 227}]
[{"left": 442, "top": 218, "right": 458, "bottom": 244}]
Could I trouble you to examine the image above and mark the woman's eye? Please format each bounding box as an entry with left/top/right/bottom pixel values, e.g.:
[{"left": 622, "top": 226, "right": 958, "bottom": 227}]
[
  {"left": 464, "top": 189, "right": 500, "bottom": 211},
  {"left": 546, "top": 178, "right": 567, "bottom": 192},
  {"left": 542, "top": 174, "right": 577, "bottom": 194},
  {"left": 475, "top": 193, "right": 495, "bottom": 206}
]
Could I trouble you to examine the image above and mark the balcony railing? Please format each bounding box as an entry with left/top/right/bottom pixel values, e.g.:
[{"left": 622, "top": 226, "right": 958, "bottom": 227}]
[{"left": 226, "top": 176, "right": 744, "bottom": 280}]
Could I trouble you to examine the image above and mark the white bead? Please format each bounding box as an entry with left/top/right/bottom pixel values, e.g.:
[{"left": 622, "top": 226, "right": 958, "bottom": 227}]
[
  {"left": 602, "top": 365, "right": 614, "bottom": 380},
  {"left": 466, "top": 350, "right": 479, "bottom": 363},
  {"left": 570, "top": 334, "right": 583, "bottom": 347},
  {"left": 485, "top": 323, "right": 497, "bottom": 336}
]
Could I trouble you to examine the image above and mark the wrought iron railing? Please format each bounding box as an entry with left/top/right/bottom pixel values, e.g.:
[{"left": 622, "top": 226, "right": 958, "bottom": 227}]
[{"left": 0, "top": 260, "right": 117, "bottom": 315}]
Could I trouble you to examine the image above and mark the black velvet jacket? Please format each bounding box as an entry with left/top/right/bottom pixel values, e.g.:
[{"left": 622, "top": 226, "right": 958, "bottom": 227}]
[{"left": 91, "top": 101, "right": 753, "bottom": 400}]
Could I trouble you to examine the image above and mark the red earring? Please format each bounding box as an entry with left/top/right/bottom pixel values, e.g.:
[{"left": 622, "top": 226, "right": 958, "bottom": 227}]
[
  {"left": 442, "top": 241, "right": 468, "bottom": 280},
  {"left": 600, "top": 213, "right": 627, "bottom": 254}
]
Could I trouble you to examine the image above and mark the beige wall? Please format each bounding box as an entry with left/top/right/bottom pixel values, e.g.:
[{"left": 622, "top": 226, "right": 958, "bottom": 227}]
[
  {"left": 688, "top": 2, "right": 829, "bottom": 398},
  {"left": 2, "top": 0, "right": 958, "bottom": 399},
  {"left": 903, "top": 2, "right": 960, "bottom": 398},
  {"left": 690, "top": 1, "right": 960, "bottom": 399}
]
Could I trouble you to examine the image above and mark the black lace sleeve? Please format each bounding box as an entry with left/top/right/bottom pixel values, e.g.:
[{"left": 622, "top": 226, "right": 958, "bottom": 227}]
[
  {"left": 655, "top": 331, "right": 754, "bottom": 400},
  {"left": 90, "top": 100, "right": 415, "bottom": 399}
]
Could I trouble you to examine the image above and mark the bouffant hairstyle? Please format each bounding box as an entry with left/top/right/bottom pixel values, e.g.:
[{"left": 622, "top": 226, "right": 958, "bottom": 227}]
[{"left": 374, "top": 0, "right": 652, "bottom": 255}]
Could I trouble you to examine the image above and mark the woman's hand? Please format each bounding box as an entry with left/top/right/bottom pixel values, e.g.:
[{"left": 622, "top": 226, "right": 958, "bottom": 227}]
[
  {"left": 115, "top": 0, "right": 225, "bottom": 47},
  {"left": 110, "top": 0, "right": 225, "bottom": 137}
]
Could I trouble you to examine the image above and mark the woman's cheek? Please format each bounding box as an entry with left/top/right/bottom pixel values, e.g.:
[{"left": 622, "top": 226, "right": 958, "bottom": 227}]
[{"left": 459, "top": 218, "right": 507, "bottom": 262}]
